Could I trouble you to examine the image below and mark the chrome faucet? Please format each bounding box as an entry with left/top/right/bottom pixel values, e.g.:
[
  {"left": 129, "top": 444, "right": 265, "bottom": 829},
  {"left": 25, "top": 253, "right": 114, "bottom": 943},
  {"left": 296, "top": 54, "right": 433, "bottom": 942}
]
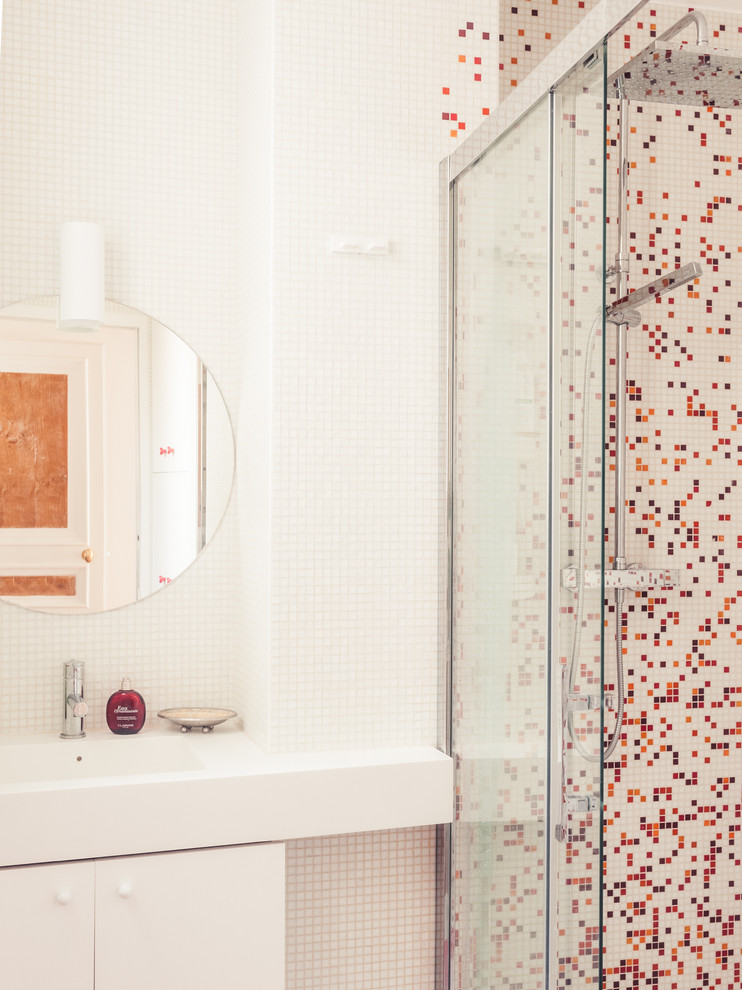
[{"left": 60, "top": 660, "right": 88, "bottom": 739}]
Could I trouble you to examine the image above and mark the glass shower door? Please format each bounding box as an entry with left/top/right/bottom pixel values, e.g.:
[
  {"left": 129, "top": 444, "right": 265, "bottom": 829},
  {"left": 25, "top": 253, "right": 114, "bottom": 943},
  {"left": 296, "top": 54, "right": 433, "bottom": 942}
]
[
  {"left": 449, "top": 47, "right": 607, "bottom": 990},
  {"left": 551, "top": 46, "right": 607, "bottom": 990}
]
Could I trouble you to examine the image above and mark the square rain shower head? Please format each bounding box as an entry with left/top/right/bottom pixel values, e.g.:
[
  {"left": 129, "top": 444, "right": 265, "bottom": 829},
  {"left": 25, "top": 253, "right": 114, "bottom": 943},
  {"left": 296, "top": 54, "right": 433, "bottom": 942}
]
[{"left": 610, "top": 41, "right": 742, "bottom": 107}]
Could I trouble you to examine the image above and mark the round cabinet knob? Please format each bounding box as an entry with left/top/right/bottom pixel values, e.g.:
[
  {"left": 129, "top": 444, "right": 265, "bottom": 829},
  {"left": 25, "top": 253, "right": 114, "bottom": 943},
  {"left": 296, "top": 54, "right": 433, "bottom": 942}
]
[
  {"left": 82, "top": 548, "right": 94, "bottom": 563},
  {"left": 56, "top": 890, "right": 72, "bottom": 906},
  {"left": 118, "top": 882, "right": 133, "bottom": 899}
]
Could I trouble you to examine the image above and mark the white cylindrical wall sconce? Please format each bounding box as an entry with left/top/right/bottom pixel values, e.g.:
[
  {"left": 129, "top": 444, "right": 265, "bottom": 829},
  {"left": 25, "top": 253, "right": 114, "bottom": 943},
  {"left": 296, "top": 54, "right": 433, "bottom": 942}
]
[{"left": 58, "top": 221, "right": 105, "bottom": 332}]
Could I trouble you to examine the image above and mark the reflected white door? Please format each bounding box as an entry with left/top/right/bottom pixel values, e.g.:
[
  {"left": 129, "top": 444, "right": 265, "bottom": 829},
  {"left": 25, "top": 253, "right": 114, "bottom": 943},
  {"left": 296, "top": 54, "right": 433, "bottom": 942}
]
[
  {"left": 0, "top": 309, "right": 138, "bottom": 612},
  {"left": 138, "top": 318, "right": 201, "bottom": 596}
]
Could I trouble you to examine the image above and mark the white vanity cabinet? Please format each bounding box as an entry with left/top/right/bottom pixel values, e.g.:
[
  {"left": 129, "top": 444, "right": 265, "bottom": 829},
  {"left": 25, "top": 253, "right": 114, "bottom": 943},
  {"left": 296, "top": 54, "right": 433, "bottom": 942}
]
[
  {"left": 0, "top": 859, "right": 96, "bottom": 988},
  {"left": 0, "top": 842, "right": 285, "bottom": 990}
]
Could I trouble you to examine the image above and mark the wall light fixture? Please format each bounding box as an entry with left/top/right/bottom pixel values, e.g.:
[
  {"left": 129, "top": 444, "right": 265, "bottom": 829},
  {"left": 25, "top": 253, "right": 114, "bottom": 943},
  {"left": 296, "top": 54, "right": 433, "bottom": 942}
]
[{"left": 58, "top": 221, "right": 105, "bottom": 332}]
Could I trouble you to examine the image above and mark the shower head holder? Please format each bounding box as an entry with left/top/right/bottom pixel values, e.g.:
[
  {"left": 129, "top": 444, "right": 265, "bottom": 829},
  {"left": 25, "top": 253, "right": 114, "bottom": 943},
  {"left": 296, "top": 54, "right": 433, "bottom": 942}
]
[{"left": 605, "top": 261, "right": 702, "bottom": 326}]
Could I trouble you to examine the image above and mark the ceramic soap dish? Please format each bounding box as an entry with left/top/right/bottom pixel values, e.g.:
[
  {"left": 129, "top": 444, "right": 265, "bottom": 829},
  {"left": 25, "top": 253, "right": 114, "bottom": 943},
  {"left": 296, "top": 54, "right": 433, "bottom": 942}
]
[{"left": 158, "top": 707, "right": 238, "bottom": 733}]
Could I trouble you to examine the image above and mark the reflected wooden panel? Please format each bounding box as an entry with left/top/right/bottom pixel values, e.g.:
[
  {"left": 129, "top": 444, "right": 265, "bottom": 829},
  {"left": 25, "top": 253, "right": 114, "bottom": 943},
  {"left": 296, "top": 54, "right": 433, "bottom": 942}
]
[
  {"left": 0, "top": 371, "right": 68, "bottom": 529},
  {"left": 0, "top": 575, "right": 76, "bottom": 596}
]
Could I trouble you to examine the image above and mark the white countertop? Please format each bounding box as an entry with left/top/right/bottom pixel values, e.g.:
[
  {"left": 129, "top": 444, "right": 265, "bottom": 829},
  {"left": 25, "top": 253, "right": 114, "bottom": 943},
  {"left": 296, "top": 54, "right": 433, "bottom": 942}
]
[{"left": 0, "top": 726, "right": 454, "bottom": 867}]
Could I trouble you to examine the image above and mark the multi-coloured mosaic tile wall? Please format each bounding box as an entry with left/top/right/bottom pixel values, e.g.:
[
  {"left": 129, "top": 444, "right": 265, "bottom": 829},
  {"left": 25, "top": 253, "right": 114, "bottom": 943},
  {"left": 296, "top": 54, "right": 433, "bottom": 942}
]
[
  {"left": 442, "top": 17, "right": 499, "bottom": 141},
  {"left": 498, "top": 0, "right": 601, "bottom": 92},
  {"left": 498, "top": 2, "right": 742, "bottom": 989},
  {"left": 604, "top": 7, "right": 742, "bottom": 990}
]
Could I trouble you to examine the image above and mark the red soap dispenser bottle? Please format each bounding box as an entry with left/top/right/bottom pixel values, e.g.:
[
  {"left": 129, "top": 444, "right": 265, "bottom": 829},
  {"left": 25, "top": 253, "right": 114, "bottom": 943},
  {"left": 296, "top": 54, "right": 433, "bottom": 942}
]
[{"left": 106, "top": 678, "right": 146, "bottom": 734}]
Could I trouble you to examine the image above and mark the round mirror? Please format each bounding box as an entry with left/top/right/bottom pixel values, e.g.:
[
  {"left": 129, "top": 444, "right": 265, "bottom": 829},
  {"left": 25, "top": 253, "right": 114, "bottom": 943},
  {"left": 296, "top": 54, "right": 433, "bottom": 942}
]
[{"left": 0, "top": 299, "right": 234, "bottom": 613}]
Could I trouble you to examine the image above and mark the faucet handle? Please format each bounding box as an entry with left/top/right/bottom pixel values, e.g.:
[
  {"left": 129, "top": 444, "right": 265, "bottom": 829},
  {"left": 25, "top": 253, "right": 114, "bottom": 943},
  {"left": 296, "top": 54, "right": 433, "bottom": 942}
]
[{"left": 71, "top": 700, "right": 88, "bottom": 717}]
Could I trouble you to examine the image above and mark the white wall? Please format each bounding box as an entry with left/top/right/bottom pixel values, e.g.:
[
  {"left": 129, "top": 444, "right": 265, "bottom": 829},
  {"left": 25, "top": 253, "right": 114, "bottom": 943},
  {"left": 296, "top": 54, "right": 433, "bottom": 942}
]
[{"left": 235, "top": 0, "right": 275, "bottom": 748}]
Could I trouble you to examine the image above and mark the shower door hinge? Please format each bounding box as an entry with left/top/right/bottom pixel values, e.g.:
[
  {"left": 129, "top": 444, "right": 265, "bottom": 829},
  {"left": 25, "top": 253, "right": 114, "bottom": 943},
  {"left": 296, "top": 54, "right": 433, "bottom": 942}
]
[
  {"left": 564, "top": 693, "right": 601, "bottom": 713},
  {"left": 555, "top": 794, "right": 600, "bottom": 841},
  {"left": 565, "top": 692, "right": 614, "bottom": 713},
  {"left": 565, "top": 794, "right": 598, "bottom": 814}
]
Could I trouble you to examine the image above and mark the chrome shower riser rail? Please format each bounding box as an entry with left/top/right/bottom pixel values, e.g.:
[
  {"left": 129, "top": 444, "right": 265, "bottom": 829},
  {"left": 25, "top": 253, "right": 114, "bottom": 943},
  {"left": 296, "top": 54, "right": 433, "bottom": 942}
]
[{"left": 613, "top": 84, "right": 630, "bottom": 584}]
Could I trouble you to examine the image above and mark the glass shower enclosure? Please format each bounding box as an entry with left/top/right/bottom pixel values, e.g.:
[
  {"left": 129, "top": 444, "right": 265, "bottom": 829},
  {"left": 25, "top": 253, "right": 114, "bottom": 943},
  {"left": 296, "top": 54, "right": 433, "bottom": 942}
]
[{"left": 446, "top": 42, "right": 609, "bottom": 990}]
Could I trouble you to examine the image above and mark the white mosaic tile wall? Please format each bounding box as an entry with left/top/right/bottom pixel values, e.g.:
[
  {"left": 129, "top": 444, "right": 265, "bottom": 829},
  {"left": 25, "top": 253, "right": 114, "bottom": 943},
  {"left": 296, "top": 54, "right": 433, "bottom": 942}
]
[
  {"left": 286, "top": 828, "right": 439, "bottom": 990},
  {"left": 267, "top": 0, "right": 499, "bottom": 754},
  {"left": 0, "top": 0, "right": 238, "bottom": 734}
]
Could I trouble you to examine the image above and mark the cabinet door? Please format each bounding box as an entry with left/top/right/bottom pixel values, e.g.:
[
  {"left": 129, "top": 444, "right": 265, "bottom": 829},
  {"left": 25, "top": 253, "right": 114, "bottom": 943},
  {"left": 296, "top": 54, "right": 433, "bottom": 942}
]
[
  {"left": 95, "top": 842, "right": 285, "bottom": 990},
  {"left": 0, "top": 860, "right": 95, "bottom": 990}
]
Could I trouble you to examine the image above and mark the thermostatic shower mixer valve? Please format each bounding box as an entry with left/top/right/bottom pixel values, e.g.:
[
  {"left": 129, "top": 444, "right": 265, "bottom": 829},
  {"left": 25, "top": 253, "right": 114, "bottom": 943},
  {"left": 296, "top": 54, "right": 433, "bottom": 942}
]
[{"left": 561, "top": 565, "right": 679, "bottom": 592}]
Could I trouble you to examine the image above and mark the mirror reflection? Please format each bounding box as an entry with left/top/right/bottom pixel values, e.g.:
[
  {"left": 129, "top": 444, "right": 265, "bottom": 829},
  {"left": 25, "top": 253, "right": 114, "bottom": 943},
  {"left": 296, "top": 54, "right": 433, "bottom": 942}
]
[{"left": 0, "top": 299, "right": 234, "bottom": 614}]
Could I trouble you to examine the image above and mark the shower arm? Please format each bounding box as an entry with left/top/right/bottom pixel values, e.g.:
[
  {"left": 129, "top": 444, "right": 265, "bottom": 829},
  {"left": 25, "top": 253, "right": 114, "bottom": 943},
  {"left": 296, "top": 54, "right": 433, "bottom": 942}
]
[{"left": 655, "top": 10, "right": 708, "bottom": 46}]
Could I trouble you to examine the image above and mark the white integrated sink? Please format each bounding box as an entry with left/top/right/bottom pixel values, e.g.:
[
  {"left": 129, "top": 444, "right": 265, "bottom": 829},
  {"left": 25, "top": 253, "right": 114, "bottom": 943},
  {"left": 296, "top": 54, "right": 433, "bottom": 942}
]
[
  {"left": 0, "top": 732, "right": 205, "bottom": 786},
  {"left": 0, "top": 727, "right": 454, "bottom": 868}
]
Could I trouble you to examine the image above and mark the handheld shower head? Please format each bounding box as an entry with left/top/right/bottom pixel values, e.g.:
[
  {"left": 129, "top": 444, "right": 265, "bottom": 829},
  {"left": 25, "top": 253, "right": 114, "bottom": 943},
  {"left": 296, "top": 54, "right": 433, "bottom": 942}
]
[{"left": 606, "top": 262, "right": 703, "bottom": 327}]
